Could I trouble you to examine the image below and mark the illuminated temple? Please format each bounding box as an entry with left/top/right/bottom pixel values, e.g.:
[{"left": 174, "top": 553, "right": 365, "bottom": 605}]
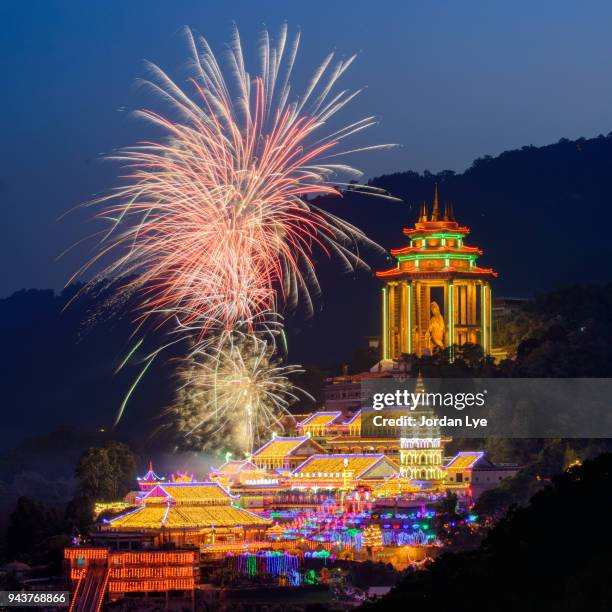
[
  {"left": 103, "top": 482, "right": 269, "bottom": 546},
  {"left": 64, "top": 199, "right": 517, "bottom": 609},
  {"left": 377, "top": 187, "right": 497, "bottom": 359}
]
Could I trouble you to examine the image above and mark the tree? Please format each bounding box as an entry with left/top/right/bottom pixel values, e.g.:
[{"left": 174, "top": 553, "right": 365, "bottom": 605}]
[
  {"left": 104, "top": 441, "right": 137, "bottom": 500},
  {"left": 3, "top": 497, "right": 63, "bottom": 563},
  {"left": 74, "top": 441, "right": 136, "bottom": 502},
  {"left": 363, "top": 454, "right": 612, "bottom": 611}
]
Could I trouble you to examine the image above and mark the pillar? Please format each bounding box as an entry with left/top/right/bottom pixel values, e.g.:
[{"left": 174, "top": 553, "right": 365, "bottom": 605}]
[
  {"left": 381, "top": 286, "right": 388, "bottom": 359},
  {"left": 405, "top": 281, "right": 412, "bottom": 354}
]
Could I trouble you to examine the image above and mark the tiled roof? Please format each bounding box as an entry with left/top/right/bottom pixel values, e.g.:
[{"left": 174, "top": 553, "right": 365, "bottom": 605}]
[
  {"left": 142, "top": 483, "right": 235, "bottom": 504},
  {"left": 343, "top": 411, "right": 361, "bottom": 425},
  {"left": 108, "top": 504, "right": 269, "bottom": 530},
  {"left": 291, "top": 454, "right": 392, "bottom": 479},
  {"left": 298, "top": 411, "right": 342, "bottom": 427},
  {"left": 252, "top": 436, "right": 311, "bottom": 459},
  {"left": 444, "top": 451, "right": 485, "bottom": 470}
]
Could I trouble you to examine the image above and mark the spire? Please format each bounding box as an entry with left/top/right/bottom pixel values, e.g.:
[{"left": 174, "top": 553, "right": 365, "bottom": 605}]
[
  {"left": 418, "top": 201, "right": 428, "bottom": 223},
  {"left": 431, "top": 184, "right": 440, "bottom": 221},
  {"left": 443, "top": 202, "right": 450, "bottom": 221},
  {"left": 415, "top": 370, "right": 426, "bottom": 394}
]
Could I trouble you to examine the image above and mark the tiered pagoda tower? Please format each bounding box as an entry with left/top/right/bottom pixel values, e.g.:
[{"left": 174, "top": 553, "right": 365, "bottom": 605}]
[
  {"left": 377, "top": 187, "right": 497, "bottom": 359},
  {"left": 398, "top": 375, "right": 445, "bottom": 481}
]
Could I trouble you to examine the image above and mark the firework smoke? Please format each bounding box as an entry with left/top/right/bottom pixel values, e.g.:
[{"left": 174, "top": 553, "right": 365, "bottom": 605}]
[
  {"left": 163, "top": 332, "right": 309, "bottom": 455},
  {"left": 70, "top": 24, "right": 394, "bottom": 438}
]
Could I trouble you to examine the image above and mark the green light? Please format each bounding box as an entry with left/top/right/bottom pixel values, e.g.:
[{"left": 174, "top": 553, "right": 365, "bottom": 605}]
[
  {"left": 448, "top": 283, "right": 455, "bottom": 362},
  {"left": 489, "top": 283, "right": 493, "bottom": 352},
  {"left": 397, "top": 253, "right": 477, "bottom": 262},
  {"left": 410, "top": 232, "right": 465, "bottom": 241},
  {"left": 382, "top": 287, "right": 388, "bottom": 359},
  {"left": 407, "top": 283, "right": 412, "bottom": 354},
  {"left": 481, "top": 285, "right": 487, "bottom": 353}
]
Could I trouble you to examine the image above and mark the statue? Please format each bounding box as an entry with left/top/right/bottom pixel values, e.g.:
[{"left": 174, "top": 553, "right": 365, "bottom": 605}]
[{"left": 427, "top": 301, "right": 446, "bottom": 350}]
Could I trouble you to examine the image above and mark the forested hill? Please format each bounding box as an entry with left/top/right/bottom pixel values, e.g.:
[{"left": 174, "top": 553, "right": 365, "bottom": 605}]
[
  {"left": 2, "top": 132, "right": 612, "bottom": 449},
  {"left": 325, "top": 131, "right": 612, "bottom": 298},
  {"left": 287, "top": 131, "right": 612, "bottom": 362}
]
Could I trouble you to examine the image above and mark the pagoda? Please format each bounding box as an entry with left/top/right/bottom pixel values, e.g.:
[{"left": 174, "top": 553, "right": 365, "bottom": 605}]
[{"left": 377, "top": 187, "right": 497, "bottom": 359}]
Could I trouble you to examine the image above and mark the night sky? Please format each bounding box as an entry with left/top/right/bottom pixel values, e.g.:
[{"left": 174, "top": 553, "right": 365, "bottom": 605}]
[{"left": 2, "top": 0, "right": 612, "bottom": 296}]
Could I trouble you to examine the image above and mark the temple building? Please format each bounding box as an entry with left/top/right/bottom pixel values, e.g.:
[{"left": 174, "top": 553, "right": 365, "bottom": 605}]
[
  {"left": 102, "top": 482, "right": 270, "bottom": 547},
  {"left": 398, "top": 374, "right": 446, "bottom": 481},
  {"left": 443, "top": 451, "right": 519, "bottom": 498},
  {"left": 65, "top": 547, "right": 199, "bottom": 609},
  {"left": 377, "top": 187, "right": 497, "bottom": 359},
  {"left": 288, "top": 454, "right": 399, "bottom": 491},
  {"left": 292, "top": 409, "right": 403, "bottom": 460},
  {"left": 323, "top": 371, "right": 391, "bottom": 413},
  {"left": 136, "top": 461, "right": 165, "bottom": 492},
  {"left": 208, "top": 459, "right": 268, "bottom": 490},
  {"left": 251, "top": 435, "right": 325, "bottom": 471},
  {"left": 297, "top": 411, "right": 344, "bottom": 438}
]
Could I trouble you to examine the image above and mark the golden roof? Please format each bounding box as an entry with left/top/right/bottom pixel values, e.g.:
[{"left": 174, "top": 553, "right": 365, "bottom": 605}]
[
  {"left": 344, "top": 411, "right": 361, "bottom": 425},
  {"left": 109, "top": 505, "right": 166, "bottom": 529},
  {"left": 143, "top": 483, "right": 235, "bottom": 505},
  {"left": 252, "top": 436, "right": 309, "bottom": 460},
  {"left": 299, "top": 412, "right": 342, "bottom": 427},
  {"left": 444, "top": 452, "right": 484, "bottom": 470},
  {"left": 107, "top": 504, "right": 269, "bottom": 530},
  {"left": 292, "top": 454, "right": 390, "bottom": 479}
]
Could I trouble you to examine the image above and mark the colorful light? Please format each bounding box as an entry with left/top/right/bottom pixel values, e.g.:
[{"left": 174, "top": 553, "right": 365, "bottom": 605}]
[{"left": 72, "top": 24, "right": 392, "bottom": 347}]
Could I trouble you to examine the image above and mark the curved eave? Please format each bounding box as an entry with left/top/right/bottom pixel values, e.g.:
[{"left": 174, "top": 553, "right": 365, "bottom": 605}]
[
  {"left": 376, "top": 267, "right": 498, "bottom": 279},
  {"left": 389, "top": 246, "right": 482, "bottom": 256},
  {"left": 403, "top": 226, "right": 470, "bottom": 237}
]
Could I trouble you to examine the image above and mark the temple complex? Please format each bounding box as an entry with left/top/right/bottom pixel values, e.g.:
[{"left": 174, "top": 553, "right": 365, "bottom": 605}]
[
  {"left": 64, "top": 197, "right": 518, "bottom": 610},
  {"left": 377, "top": 187, "right": 497, "bottom": 359}
]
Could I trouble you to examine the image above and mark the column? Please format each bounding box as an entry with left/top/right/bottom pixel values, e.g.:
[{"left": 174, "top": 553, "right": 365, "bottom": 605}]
[
  {"left": 405, "top": 282, "right": 412, "bottom": 355},
  {"left": 382, "top": 286, "right": 388, "bottom": 360}
]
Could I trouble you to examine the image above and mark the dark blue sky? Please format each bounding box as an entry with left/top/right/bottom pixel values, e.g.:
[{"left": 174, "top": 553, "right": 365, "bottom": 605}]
[{"left": 2, "top": 0, "right": 612, "bottom": 296}]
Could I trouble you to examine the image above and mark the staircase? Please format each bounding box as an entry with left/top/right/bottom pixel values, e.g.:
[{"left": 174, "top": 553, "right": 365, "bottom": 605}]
[{"left": 69, "top": 563, "right": 108, "bottom": 612}]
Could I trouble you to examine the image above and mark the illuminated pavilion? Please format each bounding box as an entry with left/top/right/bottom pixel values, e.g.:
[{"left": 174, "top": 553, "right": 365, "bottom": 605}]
[
  {"left": 251, "top": 434, "right": 325, "bottom": 471},
  {"left": 288, "top": 454, "right": 399, "bottom": 491},
  {"left": 103, "top": 482, "right": 270, "bottom": 547},
  {"left": 377, "top": 187, "right": 497, "bottom": 359}
]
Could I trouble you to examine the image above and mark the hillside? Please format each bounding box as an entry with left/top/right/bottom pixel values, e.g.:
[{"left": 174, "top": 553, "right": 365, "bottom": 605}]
[{"left": 2, "top": 132, "right": 612, "bottom": 448}]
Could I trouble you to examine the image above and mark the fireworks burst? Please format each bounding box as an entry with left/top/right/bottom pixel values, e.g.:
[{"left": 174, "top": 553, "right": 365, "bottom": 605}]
[
  {"left": 163, "top": 332, "right": 309, "bottom": 455},
  {"left": 68, "top": 24, "right": 395, "bottom": 437},
  {"left": 71, "top": 23, "right": 395, "bottom": 340}
]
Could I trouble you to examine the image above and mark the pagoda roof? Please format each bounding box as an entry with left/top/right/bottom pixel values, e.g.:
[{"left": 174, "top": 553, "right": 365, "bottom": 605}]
[
  {"left": 291, "top": 453, "right": 398, "bottom": 481},
  {"left": 444, "top": 451, "right": 490, "bottom": 470},
  {"left": 106, "top": 502, "right": 269, "bottom": 531},
  {"left": 376, "top": 266, "right": 498, "bottom": 279},
  {"left": 252, "top": 435, "right": 324, "bottom": 460},
  {"left": 141, "top": 482, "right": 236, "bottom": 505},
  {"left": 343, "top": 410, "right": 362, "bottom": 425},
  {"left": 390, "top": 245, "right": 482, "bottom": 256},
  {"left": 137, "top": 461, "right": 165, "bottom": 483},
  {"left": 298, "top": 411, "right": 343, "bottom": 428},
  {"left": 403, "top": 221, "right": 470, "bottom": 237},
  {"left": 377, "top": 188, "right": 497, "bottom": 280}
]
